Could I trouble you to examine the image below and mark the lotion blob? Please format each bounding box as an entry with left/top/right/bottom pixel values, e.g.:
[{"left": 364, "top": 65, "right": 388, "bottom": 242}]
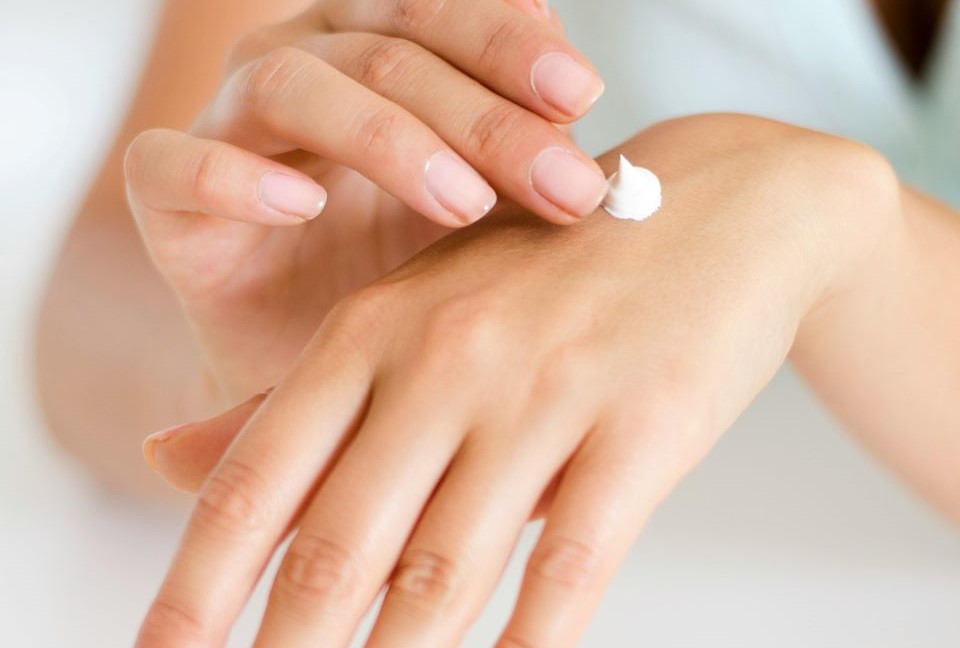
[{"left": 602, "top": 156, "right": 662, "bottom": 221}]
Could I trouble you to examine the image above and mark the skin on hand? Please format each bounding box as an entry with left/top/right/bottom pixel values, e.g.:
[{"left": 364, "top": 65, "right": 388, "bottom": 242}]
[
  {"left": 135, "top": 114, "right": 905, "bottom": 648},
  {"left": 123, "top": 0, "right": 608, "bottom": 405}
]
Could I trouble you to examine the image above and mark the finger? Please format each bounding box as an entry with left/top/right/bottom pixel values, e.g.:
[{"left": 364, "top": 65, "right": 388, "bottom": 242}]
[
  {"left": 363, "top": 394, "right": 597, "bottom": 648},
  {"left": 135, "top": 303, "right": 377, "bottom": 648},
  {"left": 201, "top": 47, "right": 498, "bottom": 227},
  {"left": 503, "top": 0, "right": 565, "bottom": 33},
  {"left": 308, "top": 33, "right": 607, "bottom": 223},
  {"left": 505, "top": 0, "right": 551, "bottom": 21},
  {"left": 125, "top": 128, "right": 327, "bottom": 226},
  {"left": 143, "top": 391, "right": 268, "bottom": 493},
  {"left": 252, "top": 371, "right": 473, "bottom": 647},
  {"left": 498, "top": 414, "right": 698, "bottom": 648},
  {"left": 322, "top": 0, "right": 604, "bottom": 121}
]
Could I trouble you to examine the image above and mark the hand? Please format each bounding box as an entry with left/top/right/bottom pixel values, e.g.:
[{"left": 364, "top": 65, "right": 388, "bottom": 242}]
[
  {"left": 136, "top": 114, "right": 901, "bottom": 647},
  {"left": 122, "top": 0, "right": 608, "bottom": 403}
]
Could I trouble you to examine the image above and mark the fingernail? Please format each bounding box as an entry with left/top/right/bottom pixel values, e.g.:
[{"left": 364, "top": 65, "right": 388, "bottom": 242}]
[
  {"left": 530, "top": 147, "right": 608, "bottom": 218},
  {"left": 530, "top": 52, "right": 605, "bottom": 117},
  {"left": 534, "top": 0, "right": 551, "bottom": 19},
  {"left": 425, "top": 152, "right": 498, "bottom": 225},
  {"left": 258, "top": 172, "right": 327, "bottom": 221},
  {"left": 143, "top": 423, "right": 190, "bottom": 470}
]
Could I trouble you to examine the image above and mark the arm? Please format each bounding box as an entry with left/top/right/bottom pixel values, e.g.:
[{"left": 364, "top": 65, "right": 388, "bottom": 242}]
[
  {"left": 135, "top": 114, "right": 958, "bottom": 648},
  {"left": 149, "top": 115, "right": 960, "bottom": 522},
  {"left": 34, "top": 0, "right": 313, "bottom": 499},
  {"left": 40, "top": 0, "right": 609, "bottom": 499},
  {"left": 793, "top": 184, "right": 960, "bottom": 522}
]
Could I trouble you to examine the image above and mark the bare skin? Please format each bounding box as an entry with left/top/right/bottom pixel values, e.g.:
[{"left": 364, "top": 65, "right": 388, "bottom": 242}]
[
  {"left": 37, "top": 0, "right": 601, "bottom": 498},
  {"left": 134, "top": 115, "right": 960, "bottom": 647},
  {"left": 35, "top": 1, "right": 960, "bottom": 646},
  {"left": 36, "top": 0, "right": 319, "bottom": 498}
]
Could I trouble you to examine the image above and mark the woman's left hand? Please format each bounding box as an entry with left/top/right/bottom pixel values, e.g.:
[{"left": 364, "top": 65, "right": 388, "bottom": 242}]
[{"left": 136, "top": 114, "right": 901, "bottom": 647}]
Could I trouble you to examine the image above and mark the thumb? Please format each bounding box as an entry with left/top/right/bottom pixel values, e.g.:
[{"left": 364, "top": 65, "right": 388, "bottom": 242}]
[{"left": 142, "top": 390, "right": 270, "bottom": 493}]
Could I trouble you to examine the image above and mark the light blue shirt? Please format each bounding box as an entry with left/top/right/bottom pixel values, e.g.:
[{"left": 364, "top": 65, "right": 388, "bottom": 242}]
[{"left": 556, "top": 0, "right": 960, "bottom": 206}]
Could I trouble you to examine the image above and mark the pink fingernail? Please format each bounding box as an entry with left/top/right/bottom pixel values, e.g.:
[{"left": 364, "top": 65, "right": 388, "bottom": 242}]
[
  {"left": 258, "top": 172, "right": 327, "bottom": 221},
  {"left": 531, "top": 52, "right": 605, "bottom": 117},
  {"left": 529, "top": 147, "right": 608, "bottom": 218},
  {"left": 143, "top": 423, "right": 190, "bottom": 469},
  {"left": 534, "top": 0, "right": 551, "bottom": 19},
  {"left": 425, "top": 152, "right": 498, "bottom": 225}
]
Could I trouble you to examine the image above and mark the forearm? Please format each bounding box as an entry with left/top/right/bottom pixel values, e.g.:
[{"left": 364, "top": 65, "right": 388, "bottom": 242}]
[
  {"left": 792, "top": 185, "right": 960, "bottom": 522},
  {"left": 35, "top": 204, "right": 224, "bottom": 500}
]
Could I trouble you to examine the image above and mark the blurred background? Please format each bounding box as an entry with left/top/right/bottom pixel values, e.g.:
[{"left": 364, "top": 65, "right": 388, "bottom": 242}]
[{"left": 1, "top": 1, "right": 958, "bottom": 646}]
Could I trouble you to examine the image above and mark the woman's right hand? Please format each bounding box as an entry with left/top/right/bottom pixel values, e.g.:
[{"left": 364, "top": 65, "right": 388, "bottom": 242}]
[{"left": 123, "top": 0, "right": 608, "bottom": 403}]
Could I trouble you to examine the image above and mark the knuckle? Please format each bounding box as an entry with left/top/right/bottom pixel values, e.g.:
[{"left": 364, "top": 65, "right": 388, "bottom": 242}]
[
  {"left": 195, "top": 457, "right": 271, "bottom": 532},
  {"left": 352, "top": 105, "right": 408, "bottom": 161},
  {"left": 531, "top": 344, "right": 589, "bottom": 400},
  {"left": 391, "top": 0, "right": 448, "bottom": 32},
  {"left": 629, "top": 396, "right": 694, "bottom": 459},
  {"left": 319, "top": 285, "right": 397, "bottom": 364},
  {"left": 329, "top": 284, "right": 395, "bottom": 331},
  {"left": 477, "top": 18, "right": 527, "bottom": 71},
  {"left": 277, "top": 532, "right": 364, "bottom": 604},
  {"left": 189, "top": 145, "right": 227, "bottom": 205},
  {"left": 527, "top": 534, "right": 600, "bottom": 589},
  {"left": 355, "top": 37, "right": 422, "bottom": 91},
  {"left": 464, "top": 102, "right": 529, "bottom": 159},
  {"left": 421, "top": 295, "right": 505, "bottom": 366},
  {"left": 632, "top": 392, "right": 688, "bottom": 434},
  {"left": 138, "top": 597, "right": 207, "bottom": 644},
  {"left": 318, "top": 285, "right": 395, "bottom": 370},
  {"left": 617, "top": 362, "right": 700, "bottom": 442},
  {"left": 632, "top": 351, "right": 700, "bottom": 408},
  {"left": 242, "top": 46, "right": 311, "bottom": 122},
  {"left": 390, "top": 548, "right": 462, "bottom": 613}
]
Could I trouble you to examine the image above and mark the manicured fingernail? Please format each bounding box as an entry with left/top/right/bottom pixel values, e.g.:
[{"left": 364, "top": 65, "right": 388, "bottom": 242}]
[
  {"left": 530, "top": 147, "right": 608, "bottom": 218},
  {"left": 258, "top": 172, "right": 327, "bottom": 221},
  {"left": 425, "top": 152, "right": 498, "bottom": 225},
  {"left": 530, "top": 52, "right": 605, "bottom": 117},
  {"left": 143, "top": 423, "right": 190, "bottom": 469}
]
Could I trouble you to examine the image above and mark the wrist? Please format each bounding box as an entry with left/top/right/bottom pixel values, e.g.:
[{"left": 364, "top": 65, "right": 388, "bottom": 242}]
[
  {"left": 792, "top": 141, "right": 905, "bottom": 359},
  {"left": 491, "top": 114, "right": 905, "bottom": 377},
  {"left": 602, "top": 115, "right": 905, "bottom": 338}
]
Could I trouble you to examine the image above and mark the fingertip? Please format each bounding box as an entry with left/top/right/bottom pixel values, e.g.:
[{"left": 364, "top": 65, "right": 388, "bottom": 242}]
[
  {"left": 544, "top": 210, "right": 584, "bottom": 226},
  {"left": 144, "top": 437, "right": 206, "bottom": 494},
  {"left": 425, "top": 151, "right": 498, "bottom": 226},
  {"left": 142, "top": 438, "right": 159, "bottom": 472},
  {"left": 143, "top": 442, "right": 202, "bottom": 493},
  {"left": 143, "top": 423, "right": 190, "bottom": 471},
  {"left": 530, "top": 52, "right": 605, "bottom": 120},
  {"left": 529, "top": 147, "right": 609, "bottom": 221},
  {"left": 258, "top": 172, "right": 328, "bottom": 224}
]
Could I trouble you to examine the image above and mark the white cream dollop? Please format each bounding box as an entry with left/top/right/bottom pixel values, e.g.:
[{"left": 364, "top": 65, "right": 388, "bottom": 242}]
[{"left": 601, "top": 155, "right": 662, "bottom": 221}]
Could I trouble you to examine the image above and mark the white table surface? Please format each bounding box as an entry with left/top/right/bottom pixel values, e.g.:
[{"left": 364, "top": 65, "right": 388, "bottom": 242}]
[{"left": 1, "top": 2, "right": 957, "bottom": 647}]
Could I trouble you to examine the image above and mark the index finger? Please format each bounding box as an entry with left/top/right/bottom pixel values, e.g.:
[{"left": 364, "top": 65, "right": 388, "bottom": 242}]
[{"left": 320, "top": 0, "right": 605, "bottom": 122}]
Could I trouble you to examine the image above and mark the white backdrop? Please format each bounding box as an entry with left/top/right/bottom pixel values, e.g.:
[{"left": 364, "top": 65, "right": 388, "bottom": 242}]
[{"left": 1, "top": 2, "right": 958, "bottom": 647}]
